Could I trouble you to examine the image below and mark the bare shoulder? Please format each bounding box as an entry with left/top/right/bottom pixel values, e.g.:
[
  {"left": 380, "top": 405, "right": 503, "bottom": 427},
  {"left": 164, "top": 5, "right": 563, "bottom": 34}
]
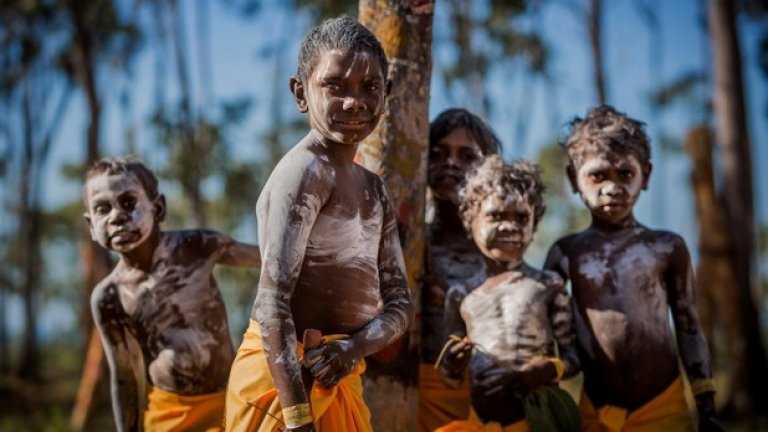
[
  {"left": 355, "top": 163, "right": 388, "bottom": 195},
  {"left": 523, "top": 264, "right": 565, "bottom": 292},
  {"left": 163, "top": 229, "right": 231, "bottom": 257},
  {"left": 259, "top": 142, "right": 337, "bottom": 206},
  {"left": 644, "top": 228, "right": 690, "bottom": 259},
  {"left": 549, "top": 232, "right": 582, "bottom": 257},
  {"left": 90, "top": 272, "right": 122, "bottom": 319}
]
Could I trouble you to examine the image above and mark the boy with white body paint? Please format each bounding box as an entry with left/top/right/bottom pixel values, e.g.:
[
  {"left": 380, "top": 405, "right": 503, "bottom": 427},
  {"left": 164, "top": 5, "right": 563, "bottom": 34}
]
[
  {"left": 83, "top": 156, "right": 261, "bottom": 432},
  {"left": 436, "top": 155, "right": 580, "bottom": 431},
  {"left": 224, "top": 15, "right": 413, "bottom": 432},
  {"left": 544, "top": 105, "right": 721, "bottom": 431}
]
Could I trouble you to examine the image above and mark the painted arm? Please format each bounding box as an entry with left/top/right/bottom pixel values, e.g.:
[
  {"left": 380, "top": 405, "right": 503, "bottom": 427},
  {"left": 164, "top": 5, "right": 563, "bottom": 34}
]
[
  {"left": 666, "top": 235, "right": 721, "bottom": 430},
  {"left": 253, "top": 160, "right": 328, "bottom": 428},
  {"left": 91, "top": 282, "right": 141, "bottom": 432},
  {"left": 215, "top": 234, "right": 261, "bottom": 268},
  {"left": 305, "top": 182, "right": 414, "bottom": 388},
  {"left": 543, "top": 240, "right": 570, "bottom": 284},
  {"left": 438, "top": 284, "right": 471, "bottom": 387},
  {"left": 548, "top": 274, "right": 580, "bottom": 379}
]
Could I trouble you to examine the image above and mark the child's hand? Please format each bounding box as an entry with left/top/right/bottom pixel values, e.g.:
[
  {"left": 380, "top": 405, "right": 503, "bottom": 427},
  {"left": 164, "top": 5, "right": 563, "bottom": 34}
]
[
  {"left": 302, "top": 340, "right": 360, "bottom": 389},
  {"left": 286, "top": 424, "right": 316, "bottom": 432},
  {"left": 473, "top": 363, "right": 515, "bottom": 398},
  {"left": 437, "top": 335, "right": 473, "bottom": 382},
  {"left": 511, "top": 357, "right": 558, "bottom": 397},
  {"left": 695, "top": 393, "right": 724, "bottom": 432}
]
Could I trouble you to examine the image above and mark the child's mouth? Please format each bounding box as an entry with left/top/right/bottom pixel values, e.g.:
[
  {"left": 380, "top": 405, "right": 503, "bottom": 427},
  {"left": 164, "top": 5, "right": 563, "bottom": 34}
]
[{"left": 111, "top": 231, "right": 138, "bottom": 245}]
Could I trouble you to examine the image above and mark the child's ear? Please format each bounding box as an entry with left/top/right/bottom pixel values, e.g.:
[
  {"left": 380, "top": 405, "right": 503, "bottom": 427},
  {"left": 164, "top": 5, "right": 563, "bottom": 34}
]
[
  {"left": 566, "top": 164, "right": 578, "bottom": 193},
  {"left": 289, "top": 76, "right": 308, "bottom": 113},
  {"left": 642, "top": 162, "right": 653, "bottom": 190},
  {"left": 154, "top": 195, "right": 166, "bottom": 222},
  {"left": 83, "top": 213, "right": 97, "bottom": 241}
]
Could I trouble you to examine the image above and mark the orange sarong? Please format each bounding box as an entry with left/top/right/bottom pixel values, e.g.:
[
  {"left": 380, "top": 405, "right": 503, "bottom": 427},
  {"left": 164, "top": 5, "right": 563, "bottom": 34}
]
[
  {"left": 224, "top": 320, "right": 371, "bottom": 432},
  {"left": 579, "top": 376, "right": 694, "bottom": 432},
  {"left": 144, "top": 385, "right": 225, "bottom": 431},
  {"left": 434, "top": 408, "right": 528, "bottom": 432},
  {"left": 418, "top": 363, "right": 471, "bottom": 432}
]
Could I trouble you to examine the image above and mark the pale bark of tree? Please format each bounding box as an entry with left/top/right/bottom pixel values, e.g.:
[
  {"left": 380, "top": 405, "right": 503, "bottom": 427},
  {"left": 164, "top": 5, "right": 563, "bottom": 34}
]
[
  {"left": 357, "top": 1, "right": 434, "bottom": 430},
  {"left": 708, "top": 0, "right": 768, "bottom": 415}
]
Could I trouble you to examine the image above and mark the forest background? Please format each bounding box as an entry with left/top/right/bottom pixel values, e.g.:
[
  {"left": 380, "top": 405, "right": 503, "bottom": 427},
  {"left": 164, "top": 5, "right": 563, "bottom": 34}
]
[{"left": 1, "top": 0, "right": 767, "bottom": 430}]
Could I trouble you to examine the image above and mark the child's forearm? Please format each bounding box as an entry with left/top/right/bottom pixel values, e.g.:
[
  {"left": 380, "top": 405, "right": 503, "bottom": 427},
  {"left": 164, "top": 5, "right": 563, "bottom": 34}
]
[
  {"left": 108, "top": 366, "right": 140, "bottom": 432},
  {"left": 349, "top": 285, "right": 413, "bottom": 357},
  {"left": 254, "top": 290, "right": 311, "bottom": 423}
]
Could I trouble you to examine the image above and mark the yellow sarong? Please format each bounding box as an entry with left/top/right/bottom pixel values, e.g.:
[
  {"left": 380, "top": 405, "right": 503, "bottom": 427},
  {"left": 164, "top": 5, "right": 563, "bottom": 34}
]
[
  {"left": 434, "top": 408, "right": 528, "bottom": 432},
  {"left": 418, "top": 363, "right": 471, "bottom": 432},
  {"left": 224, "top": 320, "right": 371, "bottom": 432},
  {"left": 579, "top": 376, "right": 694, "bottom": 432},
  {"left": 144, "top": 385, "right": 225, "bottom": 431}
]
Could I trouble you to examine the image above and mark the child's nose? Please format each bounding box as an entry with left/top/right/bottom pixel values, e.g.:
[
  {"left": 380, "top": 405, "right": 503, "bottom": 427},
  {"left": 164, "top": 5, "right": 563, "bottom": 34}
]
[
  {"left": 343, "top": 95, "right": 365, "bottom": 112},
  {"left": 602, "top": 182, "right": 624, "bottom": 196},
  {"left": 109, "top": 208, "right": 129, "bottom": 224}
]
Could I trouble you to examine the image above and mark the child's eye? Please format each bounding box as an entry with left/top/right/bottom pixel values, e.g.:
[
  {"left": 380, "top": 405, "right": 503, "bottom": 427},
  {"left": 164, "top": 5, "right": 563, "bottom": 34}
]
[
  {"left": 364, "top": 83, "right": 380, "bottom": 92},
  {"left": 620, "top": 170, "right": 634, "bottom": 181},
  {"left": 460, "top": 150, "right": 480, "bottom": 163},
  {"left": 120, "top": 196, "right": 137, "bottom": 210},
  {"left": 517, "top": 214, "right": 530, "bottom": 224},
  {"left": 589, "top": 173, "right": 605, "bottom": 182},
  {"left": 488, "top": 212, "right": 503, "bottom": 221},
  {"left": 324, "top": 83, "right": 341, "bottom": 92},
  {"left": 94, "top": 204, "right": 110, "bottom": 215}
]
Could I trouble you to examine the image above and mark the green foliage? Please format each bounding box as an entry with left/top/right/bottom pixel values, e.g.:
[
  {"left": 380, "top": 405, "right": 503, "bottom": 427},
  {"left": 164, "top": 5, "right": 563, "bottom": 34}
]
[
  {"left": 649, "top": 70, "right": 707, "bottom": 109},
  {"left": 438, "top": 0, "right": 547, "bottom": 115},
  {"left": 524, "top": 385, "right": 581, "bottom": 432},
  {"left": 527, "top": 141, "right": 589, "bottom": 264}
]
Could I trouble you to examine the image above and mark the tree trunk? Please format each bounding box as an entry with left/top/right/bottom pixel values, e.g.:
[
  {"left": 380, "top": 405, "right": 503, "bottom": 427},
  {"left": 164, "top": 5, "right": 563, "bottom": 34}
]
[
  {"left": 684, "top": 126, "right": 742, "bottom": 408},
  {"left": 587, "top": 0, "right": 606, "bottom": 104},
  {"left": 169, "top": 0, "right": 207, "bottom": 227},
  {"left": 708, "top": 0, "right": 768, "bottom": 416},
  {"left": 357, "top": 1, "right": 434, "bottom": 430},
  {"left": 68, "top": 0, "right": 113, "bottom": 427},
  {"left": 17, "top": 86, "right": 41, "bottom": 381}
]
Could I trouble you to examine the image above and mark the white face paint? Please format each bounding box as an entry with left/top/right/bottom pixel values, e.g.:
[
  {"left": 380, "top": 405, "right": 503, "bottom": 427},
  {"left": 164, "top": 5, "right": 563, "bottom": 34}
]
[
  {"left": 575, "top": 152, "right": 645, "bottom": 226},
  {"left": 470, "top": 193, "right": 535, "bottom": 264},
  {"left": 85, "top": 172, "right": 158, "bottom": 254},
  {"left": 303, "top": 49, "right": 386, "bottom": 145}
]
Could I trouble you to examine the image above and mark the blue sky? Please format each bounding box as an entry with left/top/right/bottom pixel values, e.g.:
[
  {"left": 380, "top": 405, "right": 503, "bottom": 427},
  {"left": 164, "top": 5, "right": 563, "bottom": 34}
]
[{"left": 6, "top": 0, "right": 767, "bottom": 339}]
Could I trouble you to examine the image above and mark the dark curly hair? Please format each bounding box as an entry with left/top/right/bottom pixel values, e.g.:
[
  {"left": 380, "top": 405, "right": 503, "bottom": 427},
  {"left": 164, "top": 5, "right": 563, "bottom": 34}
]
[
  {"left": 563, "top": 105, "right": 651, "bottom": 169},
  {"left": 458, "top": 155, "right": 546, "bottom": 232},
  {"left": 297, "top": 15, "right": 388, "bottom": 82},
  {"left": 83, "top": 155, "right": 159, "bottom": 205},
  {"left": 429, "top": 108, "right": 502, "bottom": 157}
]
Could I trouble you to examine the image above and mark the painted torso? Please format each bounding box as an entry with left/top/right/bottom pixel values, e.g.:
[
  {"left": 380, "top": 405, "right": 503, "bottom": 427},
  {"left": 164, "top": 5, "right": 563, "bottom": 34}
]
[
  {"left": 459, "top": 265, "right": 562, "bottom": 369},
  {"left": 256, "top": 138, "right": 401, "bottom": 337},
  {"left": 96, "top": 230, "right": 234, "bottom": 395},
  {"left": 558, "top": 226, "right": 681, "bottom": 408},
  {"left": 421, "top": 229, "right": 485, "bottom": 363}
]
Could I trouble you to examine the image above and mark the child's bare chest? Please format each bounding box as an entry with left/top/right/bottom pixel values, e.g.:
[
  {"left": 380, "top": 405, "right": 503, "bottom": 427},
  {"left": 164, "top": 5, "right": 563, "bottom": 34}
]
[
  {"left": 571, "top": 236, "right": 671, "bottom": 300},
  {"left": 116, "top": 257, "right": 217, "bottom": 318},
  {"left": 462, "top": 278, "right": 549, "bottom": 333}
]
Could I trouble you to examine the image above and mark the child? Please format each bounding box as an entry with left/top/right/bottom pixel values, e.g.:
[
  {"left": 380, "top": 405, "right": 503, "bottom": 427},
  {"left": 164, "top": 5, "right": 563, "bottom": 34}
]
[
  {"left": 224, "top": 16, "right": 413, "bottom": 432},
  {"left": 544, "top": 105, "right": 721, "bottom": 431},
  {"left": 437, "top": 155, "right": 580, "bottom": 431},
  {"left": 419, "top": 108, "right": 502, "bottom": 432},
  {"left": 83, "top": 156, "right": 261, "bottom": 432}
]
